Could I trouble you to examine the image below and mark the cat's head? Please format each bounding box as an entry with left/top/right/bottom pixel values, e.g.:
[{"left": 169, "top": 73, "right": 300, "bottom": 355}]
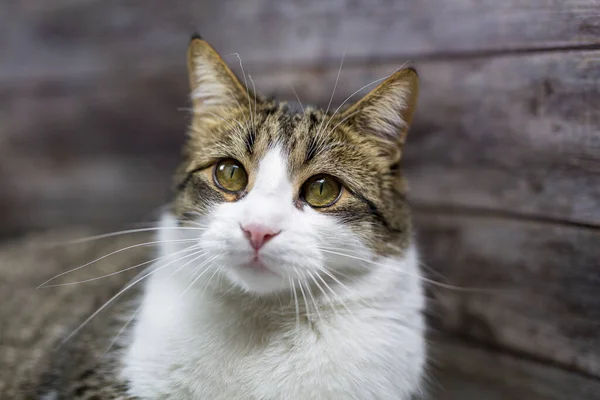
[{"left": 166, "top": 36, "right": 418, "bottom": 295}]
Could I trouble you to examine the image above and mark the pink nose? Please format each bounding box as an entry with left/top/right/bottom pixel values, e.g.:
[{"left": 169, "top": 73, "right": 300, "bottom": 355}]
[{"left": 241, "top": 224, "right": 281, "bottom": 250}]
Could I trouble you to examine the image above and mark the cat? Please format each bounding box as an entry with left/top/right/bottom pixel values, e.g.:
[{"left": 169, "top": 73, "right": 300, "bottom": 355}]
[
  {"left": 120, "top": 35, "right": 426, "bottom": 399},
  {"left": 19, "top": 35, "right": 426, "bottom": 399}
]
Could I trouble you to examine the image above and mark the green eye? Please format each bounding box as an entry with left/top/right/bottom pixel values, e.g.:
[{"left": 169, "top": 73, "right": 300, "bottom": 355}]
[
  {"left": 214, "top": 159, "right": 248, "bottom": 193},
  {"left": 302, "top": 175, "right": 342, "bottom": 208}
]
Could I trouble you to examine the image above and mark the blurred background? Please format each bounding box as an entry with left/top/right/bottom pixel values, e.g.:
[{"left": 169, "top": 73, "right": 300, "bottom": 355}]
[{"left": 2, "top": 0, "right": 600, "bottom": 397}]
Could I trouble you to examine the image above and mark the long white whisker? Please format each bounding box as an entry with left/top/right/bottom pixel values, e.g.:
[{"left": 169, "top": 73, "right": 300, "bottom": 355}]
[
  {"left": 307, "top": 270, "right": 338, "bottom": 317},
  {"left": 165, "top": 250, "right": 211, "bottom": 279},
  {"left": 314, "top": 52, "right": 345, "bottom": 144},
  {"left": 324, "top": 110, "right": 360, "bottom": 136},
  {"left": 312, "top": 263, "right": 360, "bottom": 297},
  {"left": 231, "top": 53, "right": 254, "bottom": 131},
  {"left": 290, "top": 277, "right": 300, "bottom": 330},
  {"left": 295, "top": 268, "right": 312, "bottom": 330},
  {"left": 301, "top": 270, "right": 322, "bottom": 326},
  {"left": 103, "top": 300, "right": 144, "bottom": 357},
  {"left": 313, "top": 271, "right": 357, "bottom": 320},
  {"left": 320, "top": 248, "right": 497, "bottom": 293},
  {"left": 196, "top": 263, "right": 223, "bottom": 302},
  {"left": 290, "top": 84, "right": 305, "bottom": 114},
  {"left": 324, "top": 61, "right": 410, "bottom": 133},
  {"left": 58, "top": 251, "right": 194, "bottom": 346},
  {"left": 178, "top": 255, "right": 220, "bottom": 299},
  {"left": 54, "top": 227, "right": 208, "bottom": 246},
  {"left": 249, "top": 74, "right": 259, "bottom": 131},
  {"left": 42, "top": 245, "right": 203, "bottom": 288},
  {"left": 38, "top": 238, "right": 200, "bottom": 288}
]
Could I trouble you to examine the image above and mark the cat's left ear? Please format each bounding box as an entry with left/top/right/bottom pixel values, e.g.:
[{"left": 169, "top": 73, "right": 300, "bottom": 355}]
[
  {"left": 187, "top": 35, "right": 252, "bottom": 118},
  {"left": 338, "top": 68, "right": 419, "bottom": 163}
]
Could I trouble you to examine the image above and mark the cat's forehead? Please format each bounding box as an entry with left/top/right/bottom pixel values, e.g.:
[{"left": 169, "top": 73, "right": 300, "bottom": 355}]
[
  {"left": 185, "top": 100, "right": 385, "bottom": 191},
  {"left": 251, "top": 104, "right": 377, "bottom": 182}
]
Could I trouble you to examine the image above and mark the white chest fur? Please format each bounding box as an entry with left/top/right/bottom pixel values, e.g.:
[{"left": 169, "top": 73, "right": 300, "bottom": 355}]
[{"left": 121, "top": 247, "right": 425, "bottom": 400}]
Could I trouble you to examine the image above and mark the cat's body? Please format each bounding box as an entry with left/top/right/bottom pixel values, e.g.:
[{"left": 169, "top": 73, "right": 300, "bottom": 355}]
[
  {"left": 123, "top": 216, "right": 424, "bottom": 400},
  {"left": 7, "top": 36, "right": 426, "bottom": 399}
]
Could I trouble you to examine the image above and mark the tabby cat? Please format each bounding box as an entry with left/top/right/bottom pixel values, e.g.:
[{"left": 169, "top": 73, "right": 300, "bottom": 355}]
[{"left": 16, "top": 36, "right": 426, "bottom": 399}]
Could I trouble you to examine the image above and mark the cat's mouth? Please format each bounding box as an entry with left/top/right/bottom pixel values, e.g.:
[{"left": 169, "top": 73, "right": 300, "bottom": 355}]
[{"left": 239, "top": 257, "right": 279, "bottom": 276}]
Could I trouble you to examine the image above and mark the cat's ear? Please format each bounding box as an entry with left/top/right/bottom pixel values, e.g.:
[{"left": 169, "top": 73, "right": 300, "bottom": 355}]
[
  {"left": 338, "top": 68, "right": 419, "bottom": 163},
  {"left": 187, "top": 35, "right": 251, "bottom": 117}
]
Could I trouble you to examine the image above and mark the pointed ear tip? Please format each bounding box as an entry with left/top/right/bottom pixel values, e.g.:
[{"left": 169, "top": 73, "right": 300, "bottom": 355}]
[
  {"left": 388, "top": 67, "right": 419, "bottom": 86},
  {"left": 189, "top": 32, "right": 203, "bottom": 43},
  {"left": 405, "top": 67, "right": 418, "bottom": 78}
]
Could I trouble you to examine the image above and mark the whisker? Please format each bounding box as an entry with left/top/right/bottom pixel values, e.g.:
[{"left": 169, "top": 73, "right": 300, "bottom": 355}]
[
  {"left": 290, "top": 277, "right": 300, "bottom": 330},
  {"left": 314, "top": 52, "right": 346, "bottom": 145},
  {"left": 57, "top": 251, "right": 195, "bottom": 346},
  {"left": 306, "top": 270, "right": 339, "bottom": 317},
  {"left": 324, "top": 60, "right": 410, "bottom": 134},
  {"left": 301, "top": 270, "right": 322, "bottom": 326},
  {"left": 312, "top": 263, "right": 360, "bottom": 297},
  {"left": 178, "top": 255, "right": 221, "bottom": 299},
  {"left": 313, "top": 270, "right": 357, "bottom": 320},
  {"left": 230, "top": 53, "right": 254, "bottom": 132},
  {"left": 42, "top": 245, "right": 203, "bottom": 288},
  {"left": 196, "top": 263, "right": 224, "bottom": 302},
  {"left": 324, "top": 110, "right": 360, "bottom": 136},
  {"left": 38, "top": 238, "right": 200, "bottom": 288},
  {"left": 103, "top": 300, "right": 144, "bottom": 357},
  {"left": 319, "top": 248, "right": 500, "bottom": 294},
  {"left": 54, "top": 227, "right": 208, "bottom": 246},
  {"left": 295, "top": 267, "right": 312, "bottom": 330},
  {"left": 290, "top": 84, "right": 305, "bottom": 114},
  {"left": 248, "top": 74, "right": 259, "bottom": 132}
]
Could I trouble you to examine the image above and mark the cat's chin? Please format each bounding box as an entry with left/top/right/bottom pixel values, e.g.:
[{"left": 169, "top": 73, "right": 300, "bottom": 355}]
[{"left": 223, "top": 260, "right": 290, "bottom": 295}]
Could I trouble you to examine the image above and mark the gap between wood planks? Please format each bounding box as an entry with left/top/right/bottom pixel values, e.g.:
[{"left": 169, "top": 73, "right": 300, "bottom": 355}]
[{"left": 413, "top": 203, "right": 600, "bottom": 232}]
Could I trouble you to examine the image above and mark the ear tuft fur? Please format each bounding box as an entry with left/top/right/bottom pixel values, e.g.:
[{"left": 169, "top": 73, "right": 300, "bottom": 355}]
[
  {"left": 338, "top": 68, "right": 419, "bottom": 162},
  {"left": 186, "top": 38, "right": 252, "bottom": 117}
]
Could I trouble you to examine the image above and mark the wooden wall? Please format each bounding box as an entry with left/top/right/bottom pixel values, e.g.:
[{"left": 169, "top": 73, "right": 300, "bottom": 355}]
[{"left": 2, "top": 0, "right": 600, "bottom": 394}]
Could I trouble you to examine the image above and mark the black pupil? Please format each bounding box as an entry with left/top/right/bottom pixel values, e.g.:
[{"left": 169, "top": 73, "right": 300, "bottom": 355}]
[
  {"left": 229, "top": 165, "right": 236, "bottom": 179},
  {"left": 319, "top": 180, "right": 324, "bottom": 195}
]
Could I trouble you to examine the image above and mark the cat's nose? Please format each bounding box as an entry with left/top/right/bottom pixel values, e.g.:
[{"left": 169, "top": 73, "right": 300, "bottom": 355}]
[{"left": 240, "top": 223, "right": 281, "bottom": 251}]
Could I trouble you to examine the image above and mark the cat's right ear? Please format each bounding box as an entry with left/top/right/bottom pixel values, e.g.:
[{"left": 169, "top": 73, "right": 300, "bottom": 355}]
[{"left": 187, "top": 36, "right": 251, "bottom": 118}]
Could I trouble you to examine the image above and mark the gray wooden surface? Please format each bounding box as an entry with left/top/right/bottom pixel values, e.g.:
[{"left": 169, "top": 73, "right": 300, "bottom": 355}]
[
  {"left": 2, "top": 0, "right": 600, "bottom": 395},
  {"left": 429, "top": 336, "right": 600, "bottom": 400}
]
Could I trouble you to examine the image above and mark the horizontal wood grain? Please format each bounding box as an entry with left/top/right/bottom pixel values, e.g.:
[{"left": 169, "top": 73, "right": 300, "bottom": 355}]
[
  {"left": 429, "top": 336, "right": 600, "bottom": 400},
  {"left": 3, "top": 0, "right": 600, "bottom": 80},
  {"left": 2, "top": 50, "right": 599, "bottom": 234},
  {"left": 247, "top": 50, "right": 600, "bottom": 227},
  {"left": 415, "top": 211, "right": 600, "bottom": 377}
]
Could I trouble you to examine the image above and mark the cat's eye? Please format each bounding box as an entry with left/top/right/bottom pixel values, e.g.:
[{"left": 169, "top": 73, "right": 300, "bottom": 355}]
[
  {"left": 213, "top": 159, "right": 248, "bottom": 193},
  {"left": 301, "top": 175, "right": 342, "bottom": 208}
]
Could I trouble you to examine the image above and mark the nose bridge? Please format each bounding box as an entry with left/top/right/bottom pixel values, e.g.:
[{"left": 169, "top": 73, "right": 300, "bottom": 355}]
[
  {"left": 241, "top": 146, "right": 294, "bottom": 226},
  {"left": 242, "top": 184, "right": 291, "bottom": 225}
]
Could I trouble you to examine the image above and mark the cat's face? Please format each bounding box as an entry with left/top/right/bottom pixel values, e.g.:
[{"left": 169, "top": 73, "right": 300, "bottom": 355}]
[{"left": 168, "top": 38, "right": 418, "bottom": 294}]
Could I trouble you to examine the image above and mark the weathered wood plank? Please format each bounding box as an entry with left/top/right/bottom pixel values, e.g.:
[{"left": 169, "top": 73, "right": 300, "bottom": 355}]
[
  {"left": 3, "top": 0, "right": 599, "bottom": 80},
  {"left": 414, "top": 211, "right": 600, "bottom": 377},
  {"left": 1, "top": 50, "right": 599, "bottom": 234},
  {"left": 252, "top": 50, "right": 600, "bottom": 227},
  {"left": 0, "top": 156, "right": 176, "bottom": 236},
  {"left": 428, "top": 336, "right": 600, "bottom": 400}
]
